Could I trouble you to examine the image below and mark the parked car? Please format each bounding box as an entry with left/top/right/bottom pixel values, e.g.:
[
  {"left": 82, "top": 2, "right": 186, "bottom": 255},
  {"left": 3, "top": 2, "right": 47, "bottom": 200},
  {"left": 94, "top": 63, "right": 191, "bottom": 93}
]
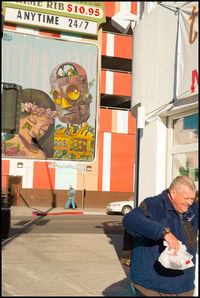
[{"left": 106, "top": 200, "right": 134, "bottom": 215}]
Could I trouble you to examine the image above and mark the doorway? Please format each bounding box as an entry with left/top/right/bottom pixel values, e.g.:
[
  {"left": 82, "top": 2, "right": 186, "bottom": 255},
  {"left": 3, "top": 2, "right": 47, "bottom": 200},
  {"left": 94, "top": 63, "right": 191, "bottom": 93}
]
[{"left": 7, "top": 176, "right": 22, "bottom": 206}]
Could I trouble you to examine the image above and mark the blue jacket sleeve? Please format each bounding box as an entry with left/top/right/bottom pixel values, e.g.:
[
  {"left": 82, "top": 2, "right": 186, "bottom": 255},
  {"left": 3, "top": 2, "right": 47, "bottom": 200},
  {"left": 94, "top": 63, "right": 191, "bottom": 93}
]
[{"left": 122, "top": 207, "right": 165, "bottom": 241}]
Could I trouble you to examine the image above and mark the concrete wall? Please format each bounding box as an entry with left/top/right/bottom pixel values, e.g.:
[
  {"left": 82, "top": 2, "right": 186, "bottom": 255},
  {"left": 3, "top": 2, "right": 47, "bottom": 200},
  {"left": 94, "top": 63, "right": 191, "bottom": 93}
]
[
  {"left": 131, "top": 5, "right": 180, "bottom": 202},
  {"left": 131, "top": 5, "right": 178, "bottom": 112}
]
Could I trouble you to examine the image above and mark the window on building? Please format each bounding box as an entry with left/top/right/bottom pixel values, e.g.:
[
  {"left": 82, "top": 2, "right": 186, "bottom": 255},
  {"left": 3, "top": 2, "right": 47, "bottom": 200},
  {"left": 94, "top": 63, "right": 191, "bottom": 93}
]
[
  {"left": 168, "top": 110, "right": 198, "bottom": 191},
  {"left": 101, "top": 56, "right": 132, "bottom": 73}
]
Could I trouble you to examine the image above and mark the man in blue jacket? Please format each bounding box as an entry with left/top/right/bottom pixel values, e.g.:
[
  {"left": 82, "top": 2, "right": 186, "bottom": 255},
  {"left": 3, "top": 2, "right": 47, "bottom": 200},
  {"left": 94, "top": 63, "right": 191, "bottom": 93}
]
[{"left": 123, "top": 175, "right": 198, "bottom": 296}]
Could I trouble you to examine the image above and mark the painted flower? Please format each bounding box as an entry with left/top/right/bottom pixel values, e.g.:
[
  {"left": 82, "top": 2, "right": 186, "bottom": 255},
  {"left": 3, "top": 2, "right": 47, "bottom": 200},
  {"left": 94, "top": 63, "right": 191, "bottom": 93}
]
[
  {"left": 21, "top": 102, "right": 57, "bottom": 122},
  {"left": 5, "top": 145, "right": 18, "bottom": 156},
  {"left": 38, "top": 108, "right": 46, "bottom": 116},
  {"left": 32, "top": 105, "right": 39, "bottom": 114},
  {"left": 24, "top": 103, "right": 33, "bottom": 113},
  {"left": 2, "top": 142, "right": 6, "bottom": 152},
  {"left": 52, "top": 111, "right": 58, "bottom": 120},
  {"left": 45, "top": 111, "right": 52, "bottom": 119}
]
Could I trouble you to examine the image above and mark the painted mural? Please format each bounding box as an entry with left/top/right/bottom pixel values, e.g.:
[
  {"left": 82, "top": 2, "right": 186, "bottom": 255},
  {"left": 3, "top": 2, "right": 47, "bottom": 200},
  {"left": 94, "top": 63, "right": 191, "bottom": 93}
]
[
  {"left": 2, "top": 89, "right": 57, "bottom": 158},
  {"left": 2, "top": 31, "right": 99, "bottom": 161},
  {"left": 50, "top": 62, "right": 95, "bottom": 160}
]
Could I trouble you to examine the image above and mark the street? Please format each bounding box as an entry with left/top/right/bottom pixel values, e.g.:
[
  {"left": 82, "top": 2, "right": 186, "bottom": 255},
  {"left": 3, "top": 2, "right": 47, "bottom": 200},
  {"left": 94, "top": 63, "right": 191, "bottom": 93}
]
[{"left": 9, "top": 214, "right": 125, "bottom": 235}]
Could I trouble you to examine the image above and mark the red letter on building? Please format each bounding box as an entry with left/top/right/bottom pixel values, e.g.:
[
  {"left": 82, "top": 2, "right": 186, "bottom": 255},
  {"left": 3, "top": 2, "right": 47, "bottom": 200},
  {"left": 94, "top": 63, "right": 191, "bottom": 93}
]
[{"left": 191, "top": 69, "right": 199, "bottom": 93}]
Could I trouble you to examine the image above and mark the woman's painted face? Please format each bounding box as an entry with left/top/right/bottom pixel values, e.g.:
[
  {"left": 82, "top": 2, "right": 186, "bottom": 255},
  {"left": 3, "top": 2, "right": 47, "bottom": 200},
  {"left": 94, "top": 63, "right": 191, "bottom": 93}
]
[{"left": 19, "top": 114, "right": 51, "bottom": 144}]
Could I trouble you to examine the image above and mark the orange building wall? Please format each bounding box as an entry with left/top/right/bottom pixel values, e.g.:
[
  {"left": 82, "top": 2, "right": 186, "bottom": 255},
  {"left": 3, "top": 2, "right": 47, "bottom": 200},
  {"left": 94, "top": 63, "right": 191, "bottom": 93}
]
[{"left": 2, "top": 2, "right": 138, "bottom": 206}]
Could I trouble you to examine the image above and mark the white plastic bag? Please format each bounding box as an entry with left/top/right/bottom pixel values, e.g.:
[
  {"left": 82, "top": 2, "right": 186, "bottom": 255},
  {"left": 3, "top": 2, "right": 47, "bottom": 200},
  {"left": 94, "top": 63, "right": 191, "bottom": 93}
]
[{"left": 158, "top": 241, "right": 194, "bottom": 270}]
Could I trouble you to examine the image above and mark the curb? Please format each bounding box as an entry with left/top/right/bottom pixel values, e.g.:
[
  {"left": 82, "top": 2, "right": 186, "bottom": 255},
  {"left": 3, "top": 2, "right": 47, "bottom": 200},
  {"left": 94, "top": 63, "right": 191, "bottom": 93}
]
[
  {"left": 32, "top": 211, "right": 83, "bottom": 216},
  {"left": 11, "top": 207, "right": 107, "bottom": 217}
]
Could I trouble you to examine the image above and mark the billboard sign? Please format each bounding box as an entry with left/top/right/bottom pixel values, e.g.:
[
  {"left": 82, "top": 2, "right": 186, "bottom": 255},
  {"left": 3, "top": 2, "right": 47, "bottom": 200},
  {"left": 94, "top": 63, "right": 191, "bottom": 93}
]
[
  {"left": 2, "top": 1, "right": 106, "bottom": 36},
  {"left": 2, "top": 31, "right": 99, "bottom": 162},
  {"left": 176, "top": 2, "right": 199, "bottom": 100}
]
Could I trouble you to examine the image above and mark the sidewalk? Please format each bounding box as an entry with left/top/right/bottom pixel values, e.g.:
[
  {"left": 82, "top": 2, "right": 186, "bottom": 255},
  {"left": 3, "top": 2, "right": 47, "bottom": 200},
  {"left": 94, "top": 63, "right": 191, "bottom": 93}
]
[
  {"left": 2, "top": 206, "right": 133, "bottom": 296},
  {"left": 10, "top": 206, "right": 108, "bottom": 216}
]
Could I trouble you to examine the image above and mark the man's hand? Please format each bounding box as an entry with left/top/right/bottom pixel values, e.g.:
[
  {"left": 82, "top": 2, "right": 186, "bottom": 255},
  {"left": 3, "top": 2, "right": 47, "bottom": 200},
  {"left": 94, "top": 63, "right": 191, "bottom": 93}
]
[{"left": 164, "top": 232, "right": 180, "bottom": 256}]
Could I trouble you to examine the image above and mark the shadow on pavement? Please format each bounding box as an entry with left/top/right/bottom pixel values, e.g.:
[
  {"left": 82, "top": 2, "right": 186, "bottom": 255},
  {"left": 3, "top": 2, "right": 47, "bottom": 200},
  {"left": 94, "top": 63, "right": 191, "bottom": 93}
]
[
  {"left": 2, "top": 138, "right": 57, "bottom": 247},
  {"left": 95, "top": 218, "right": 133, "bottom": 296},
  {"left": 1, "top": 206, "right": 54, "bottom": 248},
  {"left": 102, "top": 277, "right": 133, "bottom": 296}
]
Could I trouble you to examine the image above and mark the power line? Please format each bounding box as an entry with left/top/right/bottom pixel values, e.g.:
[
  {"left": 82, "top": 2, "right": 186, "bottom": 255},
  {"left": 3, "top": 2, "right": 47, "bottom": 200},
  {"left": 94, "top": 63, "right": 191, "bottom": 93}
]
[
  {"left": 159, "top": 2, "right": 190, "bottom": 12},
  {"left": 145, "top": 99, "right": 175, "bottom": 116}
]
